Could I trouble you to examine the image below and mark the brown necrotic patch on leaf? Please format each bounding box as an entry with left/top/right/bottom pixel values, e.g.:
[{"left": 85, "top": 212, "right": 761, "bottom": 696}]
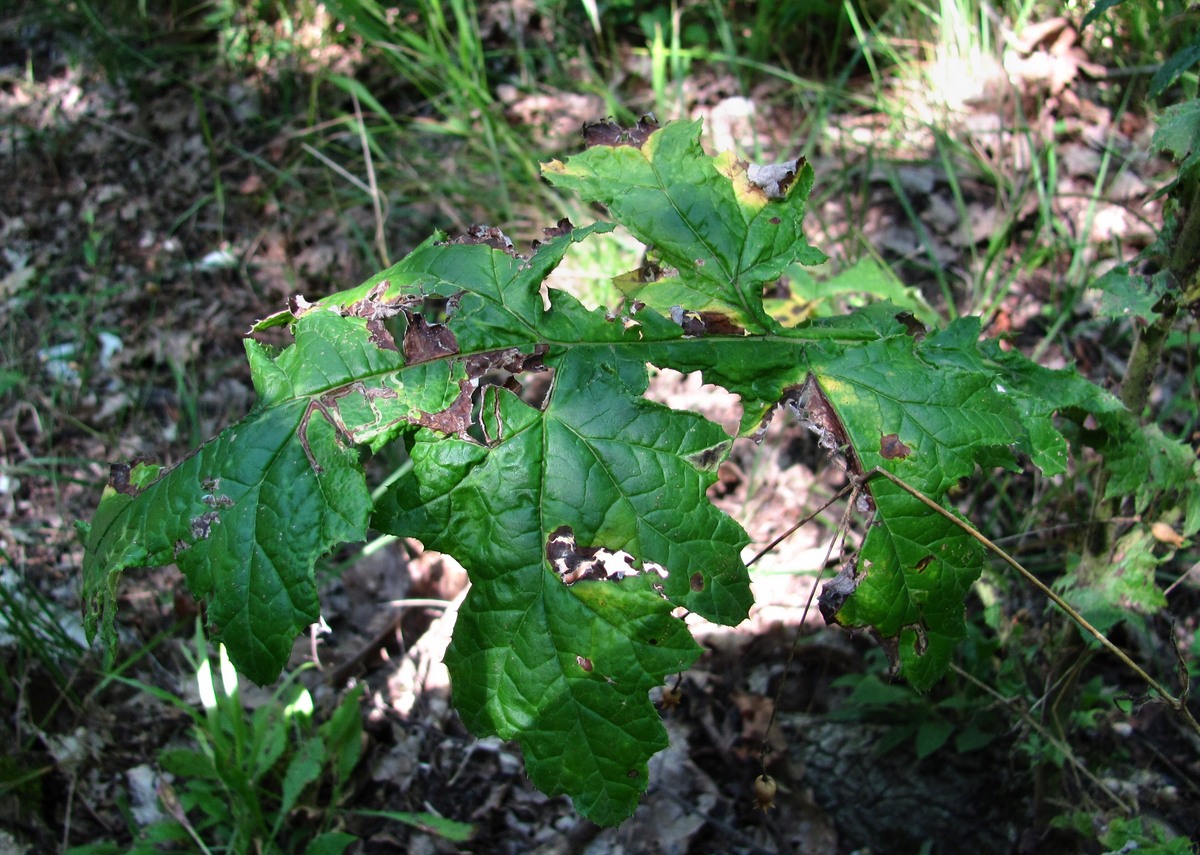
[
  {"left": 545, "top": 525, "right": 667, "bottom": 586},
  {"left": 287, "top": 294, "right": 316, "bottom": 318},
  {"left": 906, "top": 623, "right": 929, "bottom": 656},
  {"left": 416, "top": 346, "right": 550, "bottom": 440},
  {"left": 414, "top": 389, "right": 475, "bottom": 436},
  {"left": 880, "top": 433, "right": 913, "bottom": 460},
  {"left": 817, "top": 557, "right": 861, "bottom": 624},
  {"left": 108, "top": 459, "right": 161, "bottom": 496},
  {"left": 872, "top": 630, "right": 902, "bottom": 676},
  {"left": 446, "top": 224, "right": 517, "bottom": 255},
  {"left": 630, "top": 255, "right": 675, "bottom": 285},
  {"left": 402, "top": 313, "right": 459, "bottom": 365},
  {"left": 895, "top": 311, "right": 928, "bottom": 339},
  {"left": 784, "top": 377, "right": 866, "bottom": 496},
  {"left": 531, "top": 218, "right": 574, "bottom": 249},
  {"left": 189, "top": 511, "right": 220, "bottom": 540},
  {"left": 366, "top": 318, "right": 399, "bottom": 352},
  {"left": 109, "top": 462, "right": 138, "bottom": 497},
  {"left": 668, "top": 307, "right": 746, "bottom": 338},
  {"left": 201, "top": 490, "right": 234, "bottom": 509},
  {"left": 344, "top": 281, "right": 416, "bottom": 322},
  {"left": 697, "top": 311, "right": 745, "bottom": 336},
  {"left": 582, "top": 115, "right": 659, "bottom": 148},
  {"left": 686, "top": 440, "right": 732, "bottom": 472},
  {"left": 465, "top": 345, "right": 548, "bottom": 384},
  {"left": 746, "top": 159, "right": 801, "bottom": 200}
]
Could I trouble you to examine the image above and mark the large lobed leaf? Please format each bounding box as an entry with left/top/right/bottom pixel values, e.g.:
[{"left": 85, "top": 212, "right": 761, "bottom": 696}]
[{"left": 82, "top": 119, "right": 1166, "bottom": 823}]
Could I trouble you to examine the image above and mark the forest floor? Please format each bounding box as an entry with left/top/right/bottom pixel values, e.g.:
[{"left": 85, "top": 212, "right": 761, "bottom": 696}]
[{"left": 1, "top": 6, "right": 1198, "bottom": 854}]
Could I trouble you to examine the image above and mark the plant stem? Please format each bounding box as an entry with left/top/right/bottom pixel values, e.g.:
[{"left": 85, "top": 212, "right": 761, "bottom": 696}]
[
  {"left": 1122, "top": 169, "right": 1200, "bottom": 413},
  {"left": 1084, "top": 166, "right": 1200, "bottom": 569}
]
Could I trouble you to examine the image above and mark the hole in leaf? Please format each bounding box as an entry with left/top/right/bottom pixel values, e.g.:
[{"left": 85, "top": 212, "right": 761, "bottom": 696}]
[
  {"left": 643, "top": 368, "right": 742, "bottom": 437},
  {"left": 511, "top": 367, "right": 554, "bottom": 411}
]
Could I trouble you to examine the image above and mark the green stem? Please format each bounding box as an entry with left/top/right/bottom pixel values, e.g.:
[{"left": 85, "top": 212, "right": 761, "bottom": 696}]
[
  {"left": 1084, "top": 168, "right": 1200, "bottom": 569},
  {"left": 1120, "top": 173, "right": 1199, "bottom": 414}
]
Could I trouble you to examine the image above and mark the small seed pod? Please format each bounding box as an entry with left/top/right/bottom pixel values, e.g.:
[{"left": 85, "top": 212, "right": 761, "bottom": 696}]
[{"left": 753, "top": 773, "right": 777, "bottom": 812}]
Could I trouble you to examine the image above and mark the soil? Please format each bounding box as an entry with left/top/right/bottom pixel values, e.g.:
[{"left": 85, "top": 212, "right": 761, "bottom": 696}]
[{"left": 1, "top": 6, "right": 1198, "bottom": 855}]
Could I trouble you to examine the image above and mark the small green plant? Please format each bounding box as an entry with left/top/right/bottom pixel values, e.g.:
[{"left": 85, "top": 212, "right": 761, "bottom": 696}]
[
  {"left": 69, "top": 624, "right": 368, "bottom": 855},
  {"left": 65, "top": 623, "right": 472, "bottom": 853},
  {"left": 1052, "top": 812, "right": 1198, "bottom": 854},
  {"left": 80, "top": 116, "right": 1200, "bottom": 825}
]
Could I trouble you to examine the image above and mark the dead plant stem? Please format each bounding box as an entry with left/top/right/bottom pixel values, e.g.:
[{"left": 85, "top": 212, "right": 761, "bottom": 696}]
[{"left": 351, "top": 89, "right": 391, "bottom": 267}]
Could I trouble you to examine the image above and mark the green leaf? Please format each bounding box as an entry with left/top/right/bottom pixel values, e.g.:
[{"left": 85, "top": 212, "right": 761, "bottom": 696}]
[
  {"left": 769, "top": 257, "right": 939, "bottom": 327},
  {"left": 1057, "top": 528, "right": 1168, "bottom": 637},
  {"left": 1101, "top": 816, "right": 1197, "bottom": 853},
  {"left": 1081, "top": 0, "right": 1125, "bottom": 30},
  {"left": 82, "top": 316, "right": 381, "bottom": 684},
  {"left": 321, "top": 684, "right": 365, "bottom": 784},
  {"left": 1152, "top": 100, "right": 1200, "bottom": 178},
  {"left": 1089, "top": 267, "right": 1169, "bottom": 324},
  {"left": 915, "top": 718, "right": 954, "bottom": 759},
  {"left": 1149, "top": 36, "right": 1200, "bottom": 99},
  {"left": 543, "top": 119, "right": 826, "bottom": 332},
  {"left": 280, "top": 735, "right": 326, "bottom": 816},
  {"left": 981, "top": 340, "right": 1127, "bottom": 478},
  {"left": 1101, "top": 420, "right": 1198, "bottom": 513},
  {"left": 303, "top": 832, "right": 359, "bottom": 855},
  {"left": 159, "top": 748, "right": 219, "bottom": 780},
  {"left": 954, "top": 723, "right": 997, "bottom": 753},
  {"left": 351, "top": 810, "right": 472, "bottom": 842},
  {"left": 373, "top": 348, "right": 746, "bottom": 824},
  {"left": 249, "top": 704, "right": 289, "bottom": 782},
  {"left": 802, "top": 321, "right": 1026, "bottom": 688}
]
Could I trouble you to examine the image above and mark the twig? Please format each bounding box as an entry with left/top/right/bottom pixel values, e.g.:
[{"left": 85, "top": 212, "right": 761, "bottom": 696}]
[
  {"left": 753, "top": 483, "right": 857, "bottom": 769},
  {"left": 301, "top": 142, "right": 372, "bottom": 195}
]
